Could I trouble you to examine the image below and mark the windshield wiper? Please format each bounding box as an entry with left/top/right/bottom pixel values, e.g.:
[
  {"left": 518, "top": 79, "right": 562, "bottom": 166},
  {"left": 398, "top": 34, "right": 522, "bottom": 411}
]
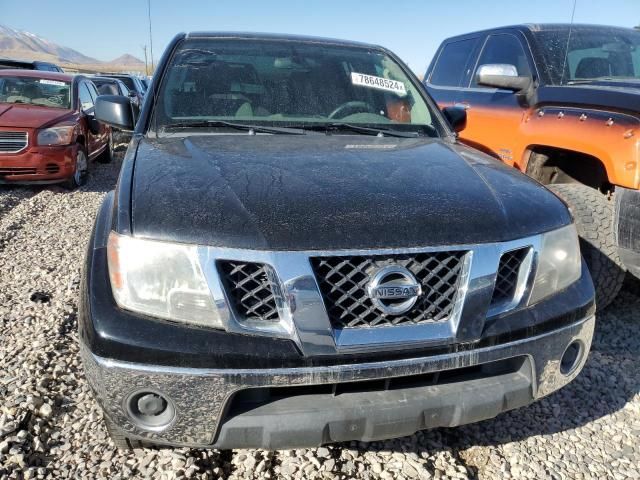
[
  {"left": 567, "top": 77, "right": 640, "bottom": 85},
  {"left": 293, "top": 123, "right": 420, "bottom": 138},
  {"left": 162, "top": 120, "right": 306, "bottom": 135}
]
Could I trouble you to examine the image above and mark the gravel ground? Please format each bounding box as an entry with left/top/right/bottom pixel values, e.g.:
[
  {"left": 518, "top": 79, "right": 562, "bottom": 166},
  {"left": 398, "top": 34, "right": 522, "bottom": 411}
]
[{"left": 0, "top": 156, "right": 638, "bottom": 480}]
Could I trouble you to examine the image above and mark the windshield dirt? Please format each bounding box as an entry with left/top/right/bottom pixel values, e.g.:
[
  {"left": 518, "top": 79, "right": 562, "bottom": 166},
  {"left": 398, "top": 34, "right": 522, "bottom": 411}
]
[
  {"left": 533, "top": 27, "right": 640, "bottom": 84},
  {"left": 0, "top": 76, "right": 71, "bottom": 109},
  {"left": 155, "top": 38, "right": 436, "bottom": 135}
]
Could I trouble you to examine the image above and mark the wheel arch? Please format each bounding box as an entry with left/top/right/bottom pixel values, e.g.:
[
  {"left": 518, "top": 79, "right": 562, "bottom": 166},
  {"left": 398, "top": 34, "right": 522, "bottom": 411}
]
[{"left": 523, "top": 145, "right": 612, "bottom": 193}]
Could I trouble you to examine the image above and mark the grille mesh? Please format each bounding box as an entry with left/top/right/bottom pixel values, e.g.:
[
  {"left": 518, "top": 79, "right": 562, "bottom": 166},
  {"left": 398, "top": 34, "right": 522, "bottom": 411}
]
[
  {"left": 311, "top": 252, "right": 467, "bottom": 329},
  {"left": 491, "top": 247, "right": 530, "bottom": 306},
  {"left": 0, "top": 131, "right": 28, "bottom": 153},
  {"left": 218, "top": 261, "right": 280, "bottom": 322}
]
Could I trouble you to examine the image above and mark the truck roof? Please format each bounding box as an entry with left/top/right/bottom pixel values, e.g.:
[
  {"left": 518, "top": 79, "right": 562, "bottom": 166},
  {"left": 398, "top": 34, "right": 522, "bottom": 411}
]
[
  {"left": 184, "top": 31, "right": 380, "bottom": 49},
  {"left": 442, "top": 23, "right": 637, "bottom": 42}
]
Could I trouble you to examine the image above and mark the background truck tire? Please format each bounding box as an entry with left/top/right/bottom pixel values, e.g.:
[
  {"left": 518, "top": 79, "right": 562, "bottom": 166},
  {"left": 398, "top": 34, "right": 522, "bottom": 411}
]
[{"left": 548, "top": 184, "right": 625, "bottom": 310}]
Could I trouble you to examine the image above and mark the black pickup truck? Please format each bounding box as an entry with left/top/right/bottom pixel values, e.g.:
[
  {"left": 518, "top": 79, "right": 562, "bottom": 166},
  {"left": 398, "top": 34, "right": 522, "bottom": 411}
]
[{"left": 80, "top": 32, "right": 595, "bottom": 450}]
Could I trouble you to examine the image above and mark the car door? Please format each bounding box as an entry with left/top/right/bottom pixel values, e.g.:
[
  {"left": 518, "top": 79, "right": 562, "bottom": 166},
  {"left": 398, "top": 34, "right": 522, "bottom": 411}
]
[
  {"left": 455, "top": 32, "right": 535, "bottom": 168},
  {"left": 424, "top": 36, "right": 483, "bottom": 109},
  {"left": 78, "top": 81, "right": 101, "bottom": 157}
]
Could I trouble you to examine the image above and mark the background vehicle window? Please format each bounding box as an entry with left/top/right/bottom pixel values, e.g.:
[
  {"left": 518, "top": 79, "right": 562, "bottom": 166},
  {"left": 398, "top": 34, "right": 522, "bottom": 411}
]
[
  {"left": 568, "top": 39, "right": 640, "bottom": 80},
  {"left": 0, "top": 76, "right": 71, "bottom": 109},
  {"left": 473, "top": 34, "right": 532, "bottom": 86},
  {"left": 532, "top": 28, "right": 640, "bottom": 84},
  {"left": 78, "top": 83, "right": 94, "bottom": 111},
  {"left": 86, "top": 81, "right": 100, "bottom": 100},
  {"left": 116, "top": 76, "right": 136, "bottom": 91},
  {"left": 119, "top": 83, "right": 130, "bottom": 96},
  {"left": 429, "top": 38, "right": 480, "bottom": 87},
  {"left": 96, "top": 81, "right": 117, "bottom": 96}
]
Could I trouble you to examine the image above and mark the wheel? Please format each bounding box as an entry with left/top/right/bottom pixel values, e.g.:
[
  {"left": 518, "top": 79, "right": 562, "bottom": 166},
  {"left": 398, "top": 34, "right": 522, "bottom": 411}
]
[
  {"left": 328, "top": 101, "right": 375, "bottom": 119},
  {"left": 97, "top": 132, "right": 114, "bottom": 164},
  {"left": 548, "top": 183, "right": 625, "bottom": 309},
  {"left": 64, "top": 146, "right": 88, "bottom": 190},
  {"left": 104, "top": 417, "right": 152, "bottom": 450}
]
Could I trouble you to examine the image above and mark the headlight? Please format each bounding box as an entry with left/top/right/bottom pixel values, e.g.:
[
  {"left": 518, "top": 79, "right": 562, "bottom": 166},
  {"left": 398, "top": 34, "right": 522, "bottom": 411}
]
[
  {"left": 529, "top": 224, "right": 582, "bottom": 304},
  {"left": 107, "top": 232, "right": 222, "bottom": 328},
  {"left": 37, "top": 126, "right": 74, "bottom": 146}
]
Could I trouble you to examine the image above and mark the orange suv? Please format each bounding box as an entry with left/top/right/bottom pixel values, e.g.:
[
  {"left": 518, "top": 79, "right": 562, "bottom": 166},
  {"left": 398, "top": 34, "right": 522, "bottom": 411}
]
[
  {"left": 426, "top": 24, "right": 640, "bottom": 308},
  {"left": 0, "top": 69, "right": 112, "bottom": 188}
]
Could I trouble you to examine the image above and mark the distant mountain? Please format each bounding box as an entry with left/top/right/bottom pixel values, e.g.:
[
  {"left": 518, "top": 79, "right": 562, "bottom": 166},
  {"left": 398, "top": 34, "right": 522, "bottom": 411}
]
[
  {"left": 0, "top": 24, "right": 145, "bottom": 72},
  {"left": 109, "top": 54, "right": 144, "bottom": 67}
]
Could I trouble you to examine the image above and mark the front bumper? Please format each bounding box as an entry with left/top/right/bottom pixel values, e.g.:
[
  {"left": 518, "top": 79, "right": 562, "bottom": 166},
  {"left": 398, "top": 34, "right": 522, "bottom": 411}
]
[
  {"left": 0, "top": 145, "right": 75, "bottom": 183},
  {"left": 82, "top": 314, "right": 594, "bottom": 449}
]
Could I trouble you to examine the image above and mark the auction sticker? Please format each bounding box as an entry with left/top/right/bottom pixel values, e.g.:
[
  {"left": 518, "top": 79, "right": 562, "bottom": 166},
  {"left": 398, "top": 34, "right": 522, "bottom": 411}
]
[
  {"left": 39, "top": 79, "right": 66, "bottom": 86},
  {"left": 351, "top": 72, "right": 406, "bottom": 96}
]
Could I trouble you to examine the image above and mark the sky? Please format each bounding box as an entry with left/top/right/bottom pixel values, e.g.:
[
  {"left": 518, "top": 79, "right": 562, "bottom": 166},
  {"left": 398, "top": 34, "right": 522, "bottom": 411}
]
[{"left": 1, "top": 0, "right": 639, "bottom": 73}]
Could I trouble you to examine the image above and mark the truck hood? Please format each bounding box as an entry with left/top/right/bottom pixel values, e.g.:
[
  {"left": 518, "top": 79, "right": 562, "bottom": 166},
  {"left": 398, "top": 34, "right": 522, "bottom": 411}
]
[
  {"left": 0, "top": 103, "right": 73, "bottom": 128},
  {"left": 537, "top": 83, "right": 640, "bottom": 114},
  {"left": 130, "top": 135, "right": 571, "bottom": 250}
]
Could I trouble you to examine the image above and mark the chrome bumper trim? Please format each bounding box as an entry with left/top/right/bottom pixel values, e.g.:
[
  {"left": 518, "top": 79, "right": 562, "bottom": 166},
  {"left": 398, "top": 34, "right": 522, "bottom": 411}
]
[{"left": 82, "top": 314, "right": 595, "bottom": 446}]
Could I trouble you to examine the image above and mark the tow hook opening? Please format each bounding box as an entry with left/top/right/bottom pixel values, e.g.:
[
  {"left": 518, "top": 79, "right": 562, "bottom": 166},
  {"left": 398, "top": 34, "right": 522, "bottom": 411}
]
[
  {"left": 560, "top": 340, "right": 584, "bottom": 375},
  {"left": 125, "top": 390, "right": 175, "bottom": 430}
]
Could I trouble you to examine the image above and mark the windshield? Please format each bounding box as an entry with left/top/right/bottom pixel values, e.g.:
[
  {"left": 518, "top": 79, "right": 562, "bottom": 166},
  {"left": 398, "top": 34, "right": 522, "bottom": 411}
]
[
  {"left": 533, "top": 27, "right": 640, "bottom": 84},
  {"left": 0, "top": 76, "right": 71, "bottom": 109},
  {"left": 154, "top": 38, "right": 436, "bottom": 134}
]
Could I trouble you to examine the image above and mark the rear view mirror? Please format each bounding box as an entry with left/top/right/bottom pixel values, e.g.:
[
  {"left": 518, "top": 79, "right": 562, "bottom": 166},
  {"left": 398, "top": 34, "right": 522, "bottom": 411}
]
[
  {"left": 476, "top": 64, "right": 531, "bottom": 91},
  {"left": 442, "top": 106, "right": 467, "bottom": 133},
  {"left": 95, "top": 95, "right": 135, "bottom": 131}
]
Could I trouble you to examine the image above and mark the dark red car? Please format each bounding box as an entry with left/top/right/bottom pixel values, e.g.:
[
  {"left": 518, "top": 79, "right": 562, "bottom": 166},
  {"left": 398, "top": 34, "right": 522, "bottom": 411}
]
[{"left": 0, "top": 70, "right": 112, "bottom": 188}]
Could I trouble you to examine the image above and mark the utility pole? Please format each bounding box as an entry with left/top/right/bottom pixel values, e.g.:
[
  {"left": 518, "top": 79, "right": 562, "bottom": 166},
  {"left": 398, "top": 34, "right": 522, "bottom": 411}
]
[
  {"left": 141, "top": 45, "right": 149, "bottom": 76},
  {"left": 147, "top": 0, "right": 154, "bottom": 73}
]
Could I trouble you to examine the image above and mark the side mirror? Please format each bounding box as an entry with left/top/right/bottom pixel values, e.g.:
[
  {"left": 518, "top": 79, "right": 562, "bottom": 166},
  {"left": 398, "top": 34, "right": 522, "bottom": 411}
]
[
  {"left": 128, "top": 90, "right": 137, "bottom": 98},
  {"left": 476, "top": 64, "right": 531, "bottom": 91},
  {"left": 442, "top": 106, "right": 467, "bottom": 133},
  {"left": 95, "top": 95, "right": 135, "bottom": 131}
]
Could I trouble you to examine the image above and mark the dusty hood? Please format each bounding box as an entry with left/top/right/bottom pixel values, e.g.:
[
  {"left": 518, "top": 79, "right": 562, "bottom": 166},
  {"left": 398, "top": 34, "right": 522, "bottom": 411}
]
[
  {"left": 0, "top": 103, "right": 73, "bottom": 128},
  {"left": 130, "top": 134, "right": 571, "bottom": 250},
  {"left": 537, "top": 83, "right": 640, "bottom": 114}
]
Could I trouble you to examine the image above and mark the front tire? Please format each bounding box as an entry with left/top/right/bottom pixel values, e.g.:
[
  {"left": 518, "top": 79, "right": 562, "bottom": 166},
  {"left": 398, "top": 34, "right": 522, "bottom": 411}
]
[
  {"left": 548, "top": 183, "right": 625, "bottom": 310},
  {"left": 64, "top": 146, "right": 88, "bottom": 190}
]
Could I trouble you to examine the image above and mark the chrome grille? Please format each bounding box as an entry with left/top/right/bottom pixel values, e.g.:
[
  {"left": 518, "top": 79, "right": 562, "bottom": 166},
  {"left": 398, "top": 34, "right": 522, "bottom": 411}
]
[
  {"left": 311, "top": 251, "right": 467, "bottom": 329},
  {"left": 218, "top": 261, "right": 280, "bottom": 322},
  {"left": 491, "top": 247, "right": 530, "bottom": 306},
  {"left": 0, "top": 131, "right": 28, "bottom": 153}
]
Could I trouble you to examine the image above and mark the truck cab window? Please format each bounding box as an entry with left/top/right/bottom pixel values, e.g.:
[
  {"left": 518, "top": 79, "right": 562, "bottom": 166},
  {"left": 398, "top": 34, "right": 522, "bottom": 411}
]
[{"left": 429, "top": 38, "right": 479, "bottom": 87}]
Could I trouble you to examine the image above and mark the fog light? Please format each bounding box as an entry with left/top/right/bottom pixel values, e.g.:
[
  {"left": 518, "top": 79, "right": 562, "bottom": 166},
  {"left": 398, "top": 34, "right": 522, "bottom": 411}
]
[
  {"left": 137, "top": 393, "right": 167, "bottom": 416},
  {"left": 125, "top": 390, "right": 175, "bottom": 430},
  {"left": 560, "top": 341, "right": 583, "bottom": 375}
]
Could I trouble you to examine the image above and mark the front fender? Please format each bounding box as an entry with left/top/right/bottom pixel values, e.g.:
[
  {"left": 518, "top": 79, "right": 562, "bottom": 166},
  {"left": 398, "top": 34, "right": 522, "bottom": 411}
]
[{"left": 520, "top": 106, "right": 640, "bottom": 189}]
